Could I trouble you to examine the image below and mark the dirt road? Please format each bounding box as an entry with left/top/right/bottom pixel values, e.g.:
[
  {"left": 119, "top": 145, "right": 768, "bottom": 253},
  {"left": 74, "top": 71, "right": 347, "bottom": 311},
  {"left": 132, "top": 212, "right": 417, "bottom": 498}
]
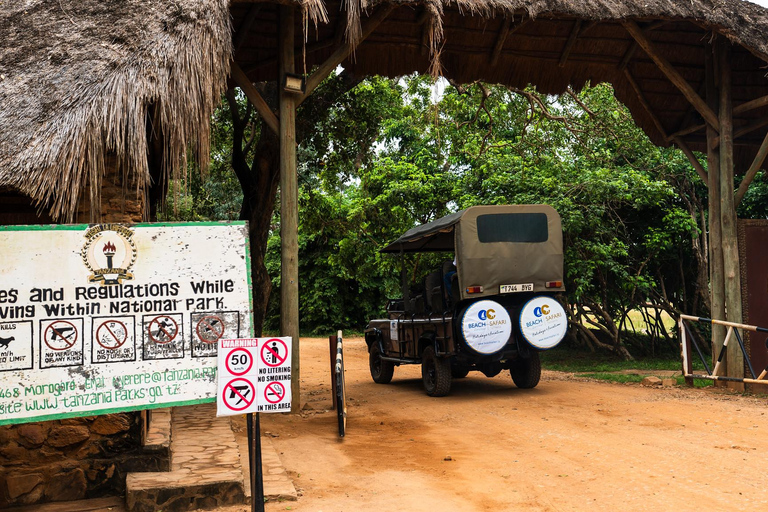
[{"left": 258, "top": 337, "right": 767, "bottom": 512}]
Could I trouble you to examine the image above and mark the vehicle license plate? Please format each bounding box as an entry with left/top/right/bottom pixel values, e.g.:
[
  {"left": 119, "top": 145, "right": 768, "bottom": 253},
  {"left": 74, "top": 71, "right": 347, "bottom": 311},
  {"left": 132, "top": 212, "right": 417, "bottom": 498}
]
[{"left": 500, "top": 283, "right": 533, "bottom": 293}]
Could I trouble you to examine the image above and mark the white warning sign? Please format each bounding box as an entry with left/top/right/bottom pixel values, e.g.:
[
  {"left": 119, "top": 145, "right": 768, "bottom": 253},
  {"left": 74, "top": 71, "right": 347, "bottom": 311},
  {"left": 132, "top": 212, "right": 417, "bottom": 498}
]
[
  {"left": 216, "top": 337, "right": 292, "bottom": 416},
  {"left": 0, "top": 321, "right": 33, "bottom": 372}
]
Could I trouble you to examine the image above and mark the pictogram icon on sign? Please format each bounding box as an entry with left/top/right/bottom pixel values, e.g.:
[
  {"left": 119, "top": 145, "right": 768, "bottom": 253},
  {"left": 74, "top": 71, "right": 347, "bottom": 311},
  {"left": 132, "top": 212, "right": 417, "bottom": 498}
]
[
  {"left": 148, "top": 315, "right": 179, "bottom": 345},
  {"left": 222, "top": 378, "right": 255, "bottom": 411},
  {"left": 44, "top": 320, "right": 78, "bottom": 351},
  {"left": 96, "top": 320, "right": 128, "bottom": 350},
  {"left": 225, "top": 348, "right": 253, "bottom": 376},
  {"left": 196, "top": 315, "right": 224, "bottom": 344},
  {"left": 260, "top": 338, "right": 288, "bottom": 367},
  {"left": 264, "top": 381, "right": 286, "bottom": 404}
]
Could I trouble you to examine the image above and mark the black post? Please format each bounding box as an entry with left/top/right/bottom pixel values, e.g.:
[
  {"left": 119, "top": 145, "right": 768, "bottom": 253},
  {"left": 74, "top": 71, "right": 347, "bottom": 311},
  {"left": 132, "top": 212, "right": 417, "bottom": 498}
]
[{"left": 247, "top": 413, "right": 265, "bottom": 512}]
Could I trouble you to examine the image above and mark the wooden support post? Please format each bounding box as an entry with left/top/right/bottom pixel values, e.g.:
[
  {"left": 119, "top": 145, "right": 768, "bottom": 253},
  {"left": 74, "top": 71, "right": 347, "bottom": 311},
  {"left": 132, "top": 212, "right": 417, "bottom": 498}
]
[
  {"left": 230, "top": 62, "right": 280, "bottom": 135},
  {"left": 279, "top": 5, "right": 301, "bottom": 411},
  {"left": 735, "top": 130, "right": 768, "bottom": 206},
  {"left": 717, "top": 40, "right": 744, "bottom": 384},
  {"left": 705, "top": 42, "right": 726, "bottom": 367},
  {"left": 623, "top": 21, "right": 719, "bottom": 132}
]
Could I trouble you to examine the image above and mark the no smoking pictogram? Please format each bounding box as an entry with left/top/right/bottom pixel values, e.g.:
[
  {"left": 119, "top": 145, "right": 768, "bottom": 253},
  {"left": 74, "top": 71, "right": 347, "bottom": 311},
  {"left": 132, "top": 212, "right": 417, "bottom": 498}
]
[
  {"left": 96, "top": 320, "right": 128, "bottom": 350},
  {"left": 196, "top": 315, "right": 225, "bottom": 344},
  {"left": 261, "top": 338, "right": 288, "bottom": 367},
  {"left": 222, "top": 378, "right": 256, "bottom": 411},
  {"left": 44, "top": 320, "right": 78, "bottom": 351},
  {"left": 225, "top": 347, "right": 253, "bottom": 376},
  {"left": 264, "top": 381, "right": 286, "bottom": 404},
  {"left": 148, "top": 316, "right": 179, "bottom": 345}
]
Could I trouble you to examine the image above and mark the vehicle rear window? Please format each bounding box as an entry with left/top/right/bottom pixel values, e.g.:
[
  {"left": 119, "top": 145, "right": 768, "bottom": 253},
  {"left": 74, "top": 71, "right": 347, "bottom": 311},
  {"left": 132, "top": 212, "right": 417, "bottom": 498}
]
[{"left": 476, "top": 213, "right": 549, "bottom": 243}]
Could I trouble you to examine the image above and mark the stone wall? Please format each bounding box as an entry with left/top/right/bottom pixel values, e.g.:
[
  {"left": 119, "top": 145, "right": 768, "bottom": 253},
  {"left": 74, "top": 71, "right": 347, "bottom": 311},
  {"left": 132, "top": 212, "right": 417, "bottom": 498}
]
[
  {"left": 73, "top": 156, "right": 147, "bottom": 224},
  {"left": 0, "top": 154, "right": 155, "bottom": 508},
  {"left": 0, "top": 413, "right": 169, "bottom": 507}
]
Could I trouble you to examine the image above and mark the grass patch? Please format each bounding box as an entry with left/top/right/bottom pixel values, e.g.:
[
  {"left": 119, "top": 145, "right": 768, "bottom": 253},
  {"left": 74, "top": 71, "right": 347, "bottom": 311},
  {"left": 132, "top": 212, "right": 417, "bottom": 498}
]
[
  {"left": 540, "top": 346, "right": 687, "bottom": 373},
  {"left": 579, "top": 373, "right": 645, "bottom": 384}
]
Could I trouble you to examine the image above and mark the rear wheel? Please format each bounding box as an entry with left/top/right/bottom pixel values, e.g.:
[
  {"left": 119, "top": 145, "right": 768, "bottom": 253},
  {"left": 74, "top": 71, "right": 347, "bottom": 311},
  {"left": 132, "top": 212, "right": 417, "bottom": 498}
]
[
  {"left": 369, "top": 344, "right": 394, "bottom": 384},
  {"left": 510, "top": 351, "right": 541, "bottom": 389},
  {"left": 421, "top": 346, "right": 452, "bottom": 396}
]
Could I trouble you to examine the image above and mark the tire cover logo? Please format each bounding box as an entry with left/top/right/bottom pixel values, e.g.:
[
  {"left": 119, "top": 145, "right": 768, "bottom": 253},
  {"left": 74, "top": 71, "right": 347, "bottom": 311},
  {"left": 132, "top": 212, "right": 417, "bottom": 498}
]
[
  {"left": 82, "top": 224, "right": 136, "bottom": 286},
  {"left": 519, "top": 297, "right": 567, "bottom": 350},
  {"left": 460, "top": 300, "right": 511, "bottom": 354}
]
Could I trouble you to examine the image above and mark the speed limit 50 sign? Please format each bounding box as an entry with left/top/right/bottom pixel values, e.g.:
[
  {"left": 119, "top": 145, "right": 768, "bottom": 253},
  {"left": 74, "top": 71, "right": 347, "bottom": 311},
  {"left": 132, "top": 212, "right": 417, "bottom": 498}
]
[{"left": 216, "top": 337, "right": 292, "bottom": 416}]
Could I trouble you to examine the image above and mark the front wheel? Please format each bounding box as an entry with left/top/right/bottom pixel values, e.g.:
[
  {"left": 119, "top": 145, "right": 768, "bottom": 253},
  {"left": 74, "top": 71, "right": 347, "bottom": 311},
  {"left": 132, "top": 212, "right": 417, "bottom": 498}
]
[
  {"left": 369, "top": 344, "right": 394, "bottom": 384},
  {"left": 510, "top": 351, "right": 541, "bottom": 389},
  {"left": 421, "top": 346, "right": 452, "bottom": 397}
]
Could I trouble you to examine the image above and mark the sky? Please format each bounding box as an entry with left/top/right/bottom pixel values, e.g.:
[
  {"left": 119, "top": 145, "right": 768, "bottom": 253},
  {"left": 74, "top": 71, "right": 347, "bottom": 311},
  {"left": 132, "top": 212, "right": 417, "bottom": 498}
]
[{"left": 749, "top": 0, "right": 768, "bottom": 6}]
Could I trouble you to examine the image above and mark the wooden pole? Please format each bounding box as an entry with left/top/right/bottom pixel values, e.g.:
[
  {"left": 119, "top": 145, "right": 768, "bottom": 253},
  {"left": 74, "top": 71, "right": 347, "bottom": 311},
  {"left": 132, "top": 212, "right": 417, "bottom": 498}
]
[
  {"left": 279, "top": 5, "right": 301, "bottom": 411},
  {"left": 717, "top": 39, "right": 745, "bottom": 384},
  {"left": 705, "top": 42, "right": 726, "bottom": 367}
]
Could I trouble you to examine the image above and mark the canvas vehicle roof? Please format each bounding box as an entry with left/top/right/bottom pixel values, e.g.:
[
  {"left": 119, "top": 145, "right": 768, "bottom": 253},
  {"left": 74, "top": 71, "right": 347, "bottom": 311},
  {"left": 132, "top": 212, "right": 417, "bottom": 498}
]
[{"left": 382, "top": 205, "right": 564, "bottom": 298}]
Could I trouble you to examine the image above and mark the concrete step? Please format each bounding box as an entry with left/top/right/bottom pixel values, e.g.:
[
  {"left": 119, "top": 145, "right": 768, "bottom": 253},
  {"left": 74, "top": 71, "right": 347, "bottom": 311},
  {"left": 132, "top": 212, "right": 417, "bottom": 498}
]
[{"left": 125, "top": 403, "right": 245, "bottom": 512}]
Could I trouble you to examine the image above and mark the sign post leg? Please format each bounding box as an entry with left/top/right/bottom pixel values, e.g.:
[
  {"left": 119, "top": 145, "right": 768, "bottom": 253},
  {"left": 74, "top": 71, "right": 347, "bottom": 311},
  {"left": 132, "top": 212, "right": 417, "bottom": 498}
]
[{"left": 247, "top": 412, "right": 265, "bottom": 512}]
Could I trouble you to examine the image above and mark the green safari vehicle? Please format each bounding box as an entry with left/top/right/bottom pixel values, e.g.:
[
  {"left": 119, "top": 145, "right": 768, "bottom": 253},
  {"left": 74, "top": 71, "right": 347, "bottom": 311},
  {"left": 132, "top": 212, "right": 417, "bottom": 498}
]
[{"left": 364, "top": 204, "right": 568, "bottom": 396}]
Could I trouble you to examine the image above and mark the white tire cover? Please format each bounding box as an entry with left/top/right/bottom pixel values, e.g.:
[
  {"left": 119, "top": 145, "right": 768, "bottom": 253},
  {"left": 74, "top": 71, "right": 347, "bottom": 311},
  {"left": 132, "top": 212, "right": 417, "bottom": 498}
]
[
  {"left": 460, "top": 300, "right": 512, "bottom": 354},
  {"left": 519, "top": 297, "right": 568, "bottom": 350}
]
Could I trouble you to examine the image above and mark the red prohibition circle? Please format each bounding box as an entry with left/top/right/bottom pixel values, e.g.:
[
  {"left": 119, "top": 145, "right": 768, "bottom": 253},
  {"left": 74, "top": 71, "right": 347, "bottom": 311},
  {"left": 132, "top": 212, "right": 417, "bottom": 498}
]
[
  {"left": 260, "top": 338, "right": 288, "bottom": 367},
  {"left": 44, "top": 320, "right": 78, "bottom": 351},
  {"left": 96, "top": 320, "right": 128, "bottom": 350},
  {"left": 264, "top": 381, "right": 285, "bottom": 404},
  {"left": 222, "top": 378, "right": 256, "bottom": 411},
  {"left": 225, "top": 347, "right": 253, "bottom": 376},
  {"left": 196, "top": 315, "right": 225, "bottom": 344},
  {"left": 148, "top": 315, "right": 179, "bottom": 345}
]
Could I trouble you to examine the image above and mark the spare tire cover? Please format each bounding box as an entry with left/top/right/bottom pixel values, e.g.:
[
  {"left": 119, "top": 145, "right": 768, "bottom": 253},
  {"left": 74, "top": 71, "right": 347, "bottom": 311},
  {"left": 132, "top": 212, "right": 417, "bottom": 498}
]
[
  {"left": 519, "top": 297, "right": 568, "bottom": 350},
  {"left": 460, "top": 300, "right": 512, "bottom": 354}
]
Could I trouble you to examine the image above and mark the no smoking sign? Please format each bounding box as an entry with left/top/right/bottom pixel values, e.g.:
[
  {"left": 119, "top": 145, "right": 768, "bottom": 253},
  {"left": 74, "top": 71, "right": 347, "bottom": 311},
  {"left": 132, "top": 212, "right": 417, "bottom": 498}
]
[{"left": 216, "top": 337, "right": 292, "bottom": 417}]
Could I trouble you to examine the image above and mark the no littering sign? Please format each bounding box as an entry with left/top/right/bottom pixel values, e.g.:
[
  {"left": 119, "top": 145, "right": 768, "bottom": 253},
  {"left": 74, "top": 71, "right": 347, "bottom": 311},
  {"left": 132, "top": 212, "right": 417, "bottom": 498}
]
[{"left": 216, "top": 337, "right": 292, "bottom": 416}]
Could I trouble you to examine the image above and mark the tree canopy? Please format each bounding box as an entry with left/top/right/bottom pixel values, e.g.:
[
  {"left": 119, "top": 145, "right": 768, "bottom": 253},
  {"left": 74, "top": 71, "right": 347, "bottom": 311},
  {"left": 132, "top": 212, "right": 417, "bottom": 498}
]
[{"left": 162, "top": 72, "right": 767, "bottom": 358}]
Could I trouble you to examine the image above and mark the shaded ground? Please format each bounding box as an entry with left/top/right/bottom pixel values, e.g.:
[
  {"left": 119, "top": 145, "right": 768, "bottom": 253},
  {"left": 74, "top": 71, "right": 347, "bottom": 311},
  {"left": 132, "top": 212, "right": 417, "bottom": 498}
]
[{"left": 257, "top": 337, "right": 767, "bottom": 512}]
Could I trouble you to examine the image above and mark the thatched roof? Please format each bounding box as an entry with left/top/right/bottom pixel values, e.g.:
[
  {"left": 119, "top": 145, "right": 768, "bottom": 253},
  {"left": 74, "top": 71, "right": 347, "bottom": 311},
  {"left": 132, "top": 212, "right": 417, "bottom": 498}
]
[
  {"left": 2, "top": 0, "right": 768, "bottom": 221},
  {"left": 234, "top": 0, "right": 768, "bottom": 170},
  {"left": 0, "top": 0, "right": 232, "bottom": 221}
]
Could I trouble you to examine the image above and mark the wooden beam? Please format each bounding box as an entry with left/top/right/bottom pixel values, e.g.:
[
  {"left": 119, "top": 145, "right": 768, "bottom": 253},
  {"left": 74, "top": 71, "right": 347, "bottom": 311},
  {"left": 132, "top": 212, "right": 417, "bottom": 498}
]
[
  {"left": 618, "top": 20, "right": 667, "bottom": 71},
  {"left": 623, "top": 20, "right": 720, "bottom": 132},
  {"left": 233, "top": 4, "right": 262, "bottom": 54},
  {"left": 298, "top": 5, "right": 394, "bottom": 105},
  {"left": 672, "top": 136, "right": 708, "bottom": 182},
  {"left": 558, "top": 20, "right": 582, "bottom": 68},
  {"left": 278, "top": 5, "right": 300, "bottom": 410},
  {"left": 734, "top": 94, "right": 768, "bottom": 115},
  {"left": 667, "top": 122, "right": 705, "bottom": 141},
  {"left": 735, "top": 130, "right": 768, "bottom": 206},
  {"left": 710, "top": 117, "right": 768, "bottom": 149},
  {"left": 230, "top": 62, "right": 279, "bottom": 135},
  {"left": 489, "top": 18, "right": 527, "bottom": 66},
  {"left": 490, "top": 18, "right": 511, "bottom": 66},
  {"left": 623, "top": 68, "right": 668, "bottom": 140}
]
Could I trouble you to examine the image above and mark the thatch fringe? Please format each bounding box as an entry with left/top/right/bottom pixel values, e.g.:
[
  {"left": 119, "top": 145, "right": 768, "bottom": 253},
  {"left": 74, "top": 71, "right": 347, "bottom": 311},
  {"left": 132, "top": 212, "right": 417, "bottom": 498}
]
[{"left": 0, "top": 0, "right": 232, "bottom": 222}]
